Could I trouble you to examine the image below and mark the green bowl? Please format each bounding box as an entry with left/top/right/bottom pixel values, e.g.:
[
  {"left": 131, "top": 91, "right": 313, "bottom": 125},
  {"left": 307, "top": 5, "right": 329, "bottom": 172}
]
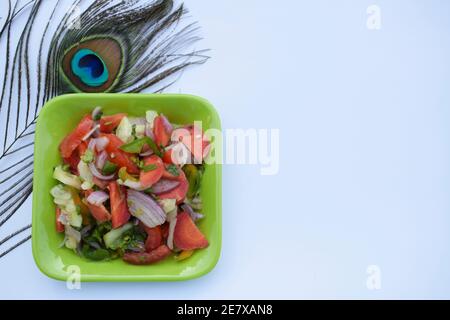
[{"left": 32, "top": 93, "right": 222, "bottom": 282}]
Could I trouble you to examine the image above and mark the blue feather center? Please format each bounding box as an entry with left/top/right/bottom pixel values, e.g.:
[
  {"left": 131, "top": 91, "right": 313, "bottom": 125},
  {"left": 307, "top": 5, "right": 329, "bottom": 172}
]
[{"left": 71, "top": 49, "right": 109, "bottom": 87}]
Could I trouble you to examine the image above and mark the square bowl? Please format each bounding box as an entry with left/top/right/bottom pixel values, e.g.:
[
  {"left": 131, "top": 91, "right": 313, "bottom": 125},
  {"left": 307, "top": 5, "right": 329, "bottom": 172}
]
[{"left": 32, "top": 93, "right": 222, "bottom": 282}]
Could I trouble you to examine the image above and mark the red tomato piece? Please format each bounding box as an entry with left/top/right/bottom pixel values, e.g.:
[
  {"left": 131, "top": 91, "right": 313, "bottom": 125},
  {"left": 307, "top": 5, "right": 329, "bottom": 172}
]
[
  {"left": 100, "top": 133, "right": 139, "bottom": 174},
  {"left": 62, "top": 141, "right": 89, "bottom": 174},
  {"left": 144, "top": 226, "right": 163, "bottom": 251},
  {"left": 55, "top": 207, "right": 65, "bottom": 233},
  {"left": 63, "top": 153, "right": 80, "bottom": 174},
  {"left": 139, "top": 155, "right": 164, "bottom": 188},
  {"left": 162, "top": 148, "right": 174, "bottom": 164},
  {"left": 85, "top": 190, "right": 111, "bottom": 223},
  {"left": 158, "top": 170, "right": 188, "bottom": 204},
  {"left": 160, "top": 222, "right": 169, "bottom": 241},
  {"left": 153, "top": 116, "right": 171, "bottom": 147},
  {"left": 123, "top": 245, "right": 172, "bottom": 265},
  {"left": 59, "top": 115, "right": 94, "bottom": 158},
  {"left": 173, "top": 212, "right": 208, "bottom": 250},
  {"left": 86, "top": 202, "right": 111, "bottom": 223},
  {"left": 109, "top": 181, "right": 130, "bottom": 229},
  {"left": 77, "top": 141, "right": 88, "bottom": 157},
  {"left": 100, "top": 113, "right": 127, "bottom": 133}
]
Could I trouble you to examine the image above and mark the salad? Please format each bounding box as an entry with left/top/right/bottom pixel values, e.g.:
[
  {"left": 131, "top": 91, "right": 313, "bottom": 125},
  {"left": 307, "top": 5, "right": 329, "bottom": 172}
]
[{"left": 51, "top": 108, "right": 210, "bottom": 265}]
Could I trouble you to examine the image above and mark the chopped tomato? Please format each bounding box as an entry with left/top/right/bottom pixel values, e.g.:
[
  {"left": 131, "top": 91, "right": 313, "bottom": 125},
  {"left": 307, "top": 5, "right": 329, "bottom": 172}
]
[
  {"left": 77, "top": 141, "right": 88, "bottom": 157},
  {"left": 160, "top": 222, "right": 169, "bottom": 241},
  {"left": 62, "top": 141, "right": 89, "bottom": 174},
  {"left": 158, "top": 170, "right": 189, "bottom": 204},
  {"left": 100, "top": 133, "right": 139, "bottom": 174},
  {"left": 109, "top": 181, "right": 130, "bottom": 229},
  {"left": 100, "top": 113, "right": 127, "bottom": 133},
  {"left": 85, "top": 190, "right": 111, "bottom": 223},
  {"left": 162, "top": 148, "right": 174, "bottom": 164},
  {"left": 123, "top": 245, "right": 172, "bottom": 265},
  {"left": 63, "top": 152, "right": 80, "bottom": 174},
  {"left": 55, "top": 207, "right": 64, "bottom": 233},
  {"left": 144, "top": 226, "right": 162, "bottom": 251},
  {"left": 139, "top": 155, "right": 164, "bottom": 188},
  {"left": 59, "top": 115, "right": 94, "bottom": 158},
  {"left": 174, "top": 212, "right": 208, "bottom": 250},
  {"left": 153, "top": 116, "right": 171, "bottom": 147}
]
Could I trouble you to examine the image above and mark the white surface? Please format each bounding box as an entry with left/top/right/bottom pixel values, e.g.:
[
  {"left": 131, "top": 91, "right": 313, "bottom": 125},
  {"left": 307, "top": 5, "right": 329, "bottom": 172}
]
[{"left": 1, "top": 0, "right": 450, "bottom": 299}]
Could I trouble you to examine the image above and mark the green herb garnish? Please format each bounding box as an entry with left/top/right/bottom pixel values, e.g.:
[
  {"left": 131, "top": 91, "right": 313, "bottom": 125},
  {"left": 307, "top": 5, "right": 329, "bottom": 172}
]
[
  {"left": 142, "top": 164, "right": 157, "bottom": 172},
  {"left": 81, "top": 149, "right": 94, "bottom": 163},
  {"left": 81, "top": 245, "right": 114, "bottom": 261},
  {"left": 119, "top": 136, "right": 162, "bottom": 156},
  {"left": 166, "top": 164, "right": 180, "bottom": 177}
]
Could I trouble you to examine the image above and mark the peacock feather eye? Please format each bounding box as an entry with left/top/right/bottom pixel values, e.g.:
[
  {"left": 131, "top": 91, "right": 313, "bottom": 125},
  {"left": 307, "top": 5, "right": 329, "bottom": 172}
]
[
  {"left": 61, "top": 37, "right": 124, "bottom": 93},
  {"left": 71, "top": 49, "right": 109, "bottom": 87}
]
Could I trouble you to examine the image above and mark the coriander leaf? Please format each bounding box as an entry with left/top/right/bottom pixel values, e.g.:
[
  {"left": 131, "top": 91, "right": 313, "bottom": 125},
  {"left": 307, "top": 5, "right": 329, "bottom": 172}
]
[
  {"left": 81, "top": 245, "right": 114, "bottom": 261},
  {"left": 119, "top": 138, "right": 146, "bottom": 153},
  {"left": 142, "top": 164, "right": 157, "bottom": 172},
  {"left": 102, "top": 161, "right": 118, "bottom": 175},
  {"left": 119, "top": 137, "right": 162, "bottom": 157},
  {"left": 167, "top": 164, "right": 180, "bottom": 177},
  {"left": 81, "top": 149, "right": 94, "bottom": 163}
]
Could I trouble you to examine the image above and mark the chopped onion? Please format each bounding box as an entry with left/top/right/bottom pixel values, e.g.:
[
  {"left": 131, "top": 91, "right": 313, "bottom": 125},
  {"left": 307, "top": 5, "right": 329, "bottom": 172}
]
[
  {"left": 181, "top": 203, "right": 204, "bottom": 221},
  {"left": 160, "top": 114, "right": 173, "bottom": 133},
  {"left": 167, "top": 210, "right": 177, "bottom": 250},
  {"left": 129, "top": 117, "right": 147, "bottom": 126},
  {"left": 87, "top": 190, "right": 109, "bottom": 206},
  {"left": 95, "top": 136, "right": 109, "bottom": 151},
  {"left": 96, "top": 150, "right": 108, "bottom": 169},
  {"left": 87, "top": 138, "right": 96, "bottom": 151},
  {"left": 88, "top": 162, "right": 115, "bottom": 180},
  {"left": 88, "top": 137, "right": 109, "bottom": 152},
  {"left": 127, "top": 190, "right": 166, "bottom": 228},
  {"left": 139, "top": 149, "right": 154, "bottom": 157},
  {"left": 82, "top": 124, "right": 100, "bottom": 141},
  {"left": 120, "top": 179, "right": 147, "bottom": 191},
  {"left": 151, "top": 179, "right": 180, "bottom": 195},
  {"left": 92, "top": 127, "right": 100, "bottom": 138},
  {"left": 145, "top": 123, "right": 155, "bottom": 140}
]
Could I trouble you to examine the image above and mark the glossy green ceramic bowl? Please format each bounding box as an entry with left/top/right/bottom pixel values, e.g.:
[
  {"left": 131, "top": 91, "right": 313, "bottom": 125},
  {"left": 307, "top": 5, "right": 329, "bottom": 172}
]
[{"left": 32, "top": 93, "right": 222, "bottom": 282}]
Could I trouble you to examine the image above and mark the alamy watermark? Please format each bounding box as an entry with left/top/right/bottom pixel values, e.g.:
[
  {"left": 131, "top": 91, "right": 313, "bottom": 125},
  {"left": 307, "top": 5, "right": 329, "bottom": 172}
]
[
  {"left": 66, "top": 265, "right": 81, "bottom": 290},
  {"left": 167, "top": 122, "right": 280, "bottom": 176},
  {"left": 366, "top": 264, "right": 382, "bottom": 290},
  {"left": 366, "top": 5, "right": 382, "bottom": 30}
]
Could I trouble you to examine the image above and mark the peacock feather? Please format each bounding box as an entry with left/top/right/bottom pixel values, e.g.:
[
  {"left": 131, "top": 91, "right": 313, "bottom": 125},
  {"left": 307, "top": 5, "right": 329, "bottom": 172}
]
[{"left": 0, "top": 0, "right": 209, "bottom": 259}]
